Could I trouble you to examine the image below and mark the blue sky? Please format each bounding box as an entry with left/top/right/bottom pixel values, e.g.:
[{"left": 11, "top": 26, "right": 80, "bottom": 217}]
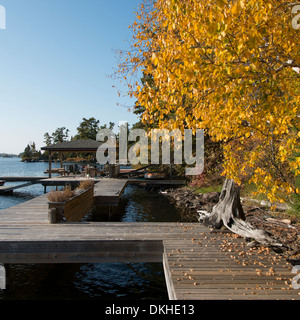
[{"left": 0, "top": 0, "right": 142, "bottom": 154}]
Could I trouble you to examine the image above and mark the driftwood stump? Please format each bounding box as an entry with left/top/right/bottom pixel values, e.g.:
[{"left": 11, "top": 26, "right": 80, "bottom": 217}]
[
  {"left": 198, "top": 179, "right": 282, "bottom": 247},
  {"left": 198, "top": 179, "right": 245, "bottom": 229}
]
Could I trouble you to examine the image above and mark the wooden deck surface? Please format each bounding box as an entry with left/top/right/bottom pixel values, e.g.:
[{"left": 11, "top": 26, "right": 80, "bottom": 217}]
[
  {"left": 40, "top": 176, "right": 101, "bottom": 188},
  {"left": 93, "top": 178, "right": 128, "bottom": 206},
  {"left": 0, "top": 192, "right": 299, "bottom": 300},
  {"left": 163, "top": 235, "right": 299, "bottom": 300}
]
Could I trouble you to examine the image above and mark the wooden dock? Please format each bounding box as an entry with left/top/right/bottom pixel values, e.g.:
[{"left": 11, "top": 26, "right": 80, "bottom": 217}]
[
  {"left": 0, "top": 176, "right": 47, "bottom": 195},
  {"left": 0, "top": 176, "right": 46, "bottom": 182},
  {"left": 0, "top": 176, "right": 186, "bottom": 194},
  {"left": 40, "top": 176, "right": 99, "bottom": 190},
  {"left": 0, "top": 182, "right": 37, "bottom": 195},
  {"left": 40, "top": 177, "right": 128, "bottom": 206},
  {"left": 93, "top": 179, "right": 128, "bottom": 206},
  {"left": 163, "top": 234, "right": 300, "bottom": 300},
  {"left": 0, "top": 191, "right": 299, "bottom": 299}
]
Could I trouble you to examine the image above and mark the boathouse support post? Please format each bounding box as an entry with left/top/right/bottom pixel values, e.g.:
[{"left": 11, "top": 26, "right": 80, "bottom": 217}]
[
  {"left": 48, "top": 151, "right": 52, "bottom": 178},
  {"left": 60, "top": 153, "right": 63, "bottom": 169}
]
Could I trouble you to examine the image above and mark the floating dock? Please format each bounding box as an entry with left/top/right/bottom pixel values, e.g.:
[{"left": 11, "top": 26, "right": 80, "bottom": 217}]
[
  {"left": 0, "top": 182, "right": 299, "bottom": 300},
  {"left": 0, "top": 177, "right": 47, "bottom": 195},
  {"left": 93, "top": 179, "right": 128, "bottom": 206},
  {"left": 0, "top": 182, "right": 36, "bottom": 195}
]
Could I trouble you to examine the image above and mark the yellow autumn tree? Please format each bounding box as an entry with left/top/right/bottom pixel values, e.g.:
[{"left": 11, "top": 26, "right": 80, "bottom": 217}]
[{"left": 119, "top": 0, "right": 300, "bottom": 204}]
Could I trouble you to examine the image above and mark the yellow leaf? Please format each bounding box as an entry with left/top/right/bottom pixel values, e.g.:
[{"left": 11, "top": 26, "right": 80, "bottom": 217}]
[{"left": 231, "top": 3, "right": 238, "bottom": 15}]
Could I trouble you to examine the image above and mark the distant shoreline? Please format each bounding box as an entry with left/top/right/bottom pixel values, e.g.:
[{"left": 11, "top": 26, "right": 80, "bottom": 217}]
[{"left": 0, "top": 154, "right": 20, "bottom": 158}]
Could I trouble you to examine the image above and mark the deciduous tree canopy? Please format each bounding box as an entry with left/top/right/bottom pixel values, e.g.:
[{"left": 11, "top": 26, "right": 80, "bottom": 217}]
[{"left": 119, "top": 0, "right": 300, "bottom": 203}]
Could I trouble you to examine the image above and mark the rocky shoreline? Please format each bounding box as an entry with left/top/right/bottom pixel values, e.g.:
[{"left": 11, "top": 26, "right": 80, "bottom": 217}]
[
  {"left": 161, "top": 187, "right": 220, "bottom": 222},
  {"left": 162, "top": 186, "right": 300, "bottom": 264}
]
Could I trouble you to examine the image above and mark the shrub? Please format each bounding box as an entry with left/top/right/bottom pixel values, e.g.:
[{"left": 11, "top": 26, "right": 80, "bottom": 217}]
[
  {"left": 47, "top": 186, "right": 74, "bottom": 202},
  {"left": 77, "top": 180, "right": 95, "bottom": 190}
]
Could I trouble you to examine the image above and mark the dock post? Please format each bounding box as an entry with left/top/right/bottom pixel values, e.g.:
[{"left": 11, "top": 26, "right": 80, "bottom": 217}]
[
  {"left": 48, "top": 151, "right": 52, "bottom": 178},
  {"left": 108, "top": 165, "right": 113, "bottom": 178},
  {"left": 48, "top": 208, "right": 57, "bottom": 224},
  {"left": 0, "top": 264, "right": 5, "bottom": 290}
]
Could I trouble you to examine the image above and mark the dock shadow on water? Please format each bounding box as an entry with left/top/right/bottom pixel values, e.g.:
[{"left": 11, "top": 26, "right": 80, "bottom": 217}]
[
  {"left": 89, "top": 184, "right": 184, "bottom": 222},
  {"left": 0, "top": 184, "right": 185, "bottom": 300}
]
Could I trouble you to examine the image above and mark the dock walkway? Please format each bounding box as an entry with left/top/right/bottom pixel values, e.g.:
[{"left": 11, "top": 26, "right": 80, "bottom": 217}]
[
  {"left": 0, "top": 189, "right": 299, "bottom": 299},
  {"left": 93, "top": 179, "right": 128, "bottom": 206}
]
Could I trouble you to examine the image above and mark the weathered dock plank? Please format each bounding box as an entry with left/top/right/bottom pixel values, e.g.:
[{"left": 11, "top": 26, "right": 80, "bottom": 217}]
[
  {"left": 163, "top": 236, "right": 299, "bottom": 300},
  {"left": 0, "top": 194, "right": 49, "bottom": 224},
  {"left": 0, "top": 240, "right": 164, "bottom": 263}
]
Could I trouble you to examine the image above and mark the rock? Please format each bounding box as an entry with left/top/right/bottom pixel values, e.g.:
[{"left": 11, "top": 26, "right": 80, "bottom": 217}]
[
  {"left": 282, "top": 219, "right": 292, "bottom": 224},
  {"left": 260, "top": 200, "right": 270, "bottom": 207}
]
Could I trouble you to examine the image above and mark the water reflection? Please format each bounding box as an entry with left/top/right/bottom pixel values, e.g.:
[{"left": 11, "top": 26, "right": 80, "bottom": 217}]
[
  {"left": 3, "top": 263, "right": 168, "bottom": 300},
  {"left": 74, "top": 263, "right": 168, "bottom": 300},
  {"left": 90, "top": 184, "right": 182, "bottom": 222}
]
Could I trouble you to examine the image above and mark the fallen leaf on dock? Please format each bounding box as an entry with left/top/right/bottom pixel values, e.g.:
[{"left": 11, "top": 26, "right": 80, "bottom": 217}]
[
  {"left": 256, "top": 269, "right": 263, "bottom": 276},
  {"left": 266, "top": 267, "right": 275, "bottom": 276}
]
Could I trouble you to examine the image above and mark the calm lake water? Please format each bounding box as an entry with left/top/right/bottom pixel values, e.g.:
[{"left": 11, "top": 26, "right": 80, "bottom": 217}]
[{"left": 0, "top": 157, "right": 183, "bottom": 300}]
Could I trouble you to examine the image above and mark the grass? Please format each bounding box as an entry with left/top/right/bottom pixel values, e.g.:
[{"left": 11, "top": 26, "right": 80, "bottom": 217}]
[
  {"left": 241, "top": 180, "right": 300, "bottom": 221},
  {"left": 240, "top": 182, "right": 269, "bottom": 201},
  {"left": 188, "top": 182, "right": 223, "bottom": 194},
  {"left": 189, "top": 181, "right": 269, "bottom": 200}
]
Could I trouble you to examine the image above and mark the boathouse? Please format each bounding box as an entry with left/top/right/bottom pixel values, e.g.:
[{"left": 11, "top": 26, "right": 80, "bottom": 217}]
[{"left": 41, "top": 139, "right": 103, "bottom": 178}]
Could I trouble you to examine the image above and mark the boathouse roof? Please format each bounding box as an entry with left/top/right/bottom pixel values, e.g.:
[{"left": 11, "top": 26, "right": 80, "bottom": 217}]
[{"left": 41, "top": 139, "right": 102, "bottom": 152}]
